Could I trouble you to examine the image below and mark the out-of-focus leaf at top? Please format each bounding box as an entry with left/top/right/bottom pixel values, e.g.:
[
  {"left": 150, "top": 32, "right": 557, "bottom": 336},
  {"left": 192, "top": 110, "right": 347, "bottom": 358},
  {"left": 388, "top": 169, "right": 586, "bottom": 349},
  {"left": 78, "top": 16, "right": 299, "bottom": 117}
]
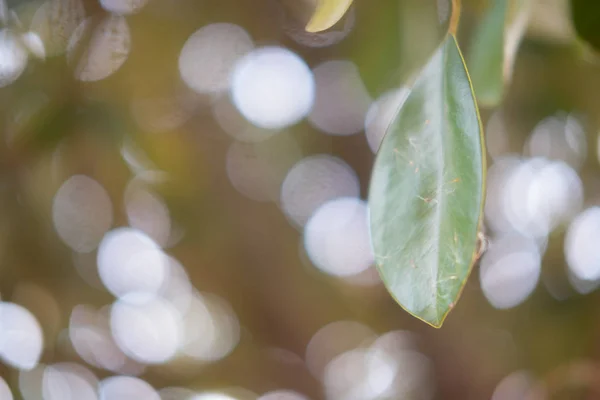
[
  {"left": 347, "top": 0, "right": 402, "bottom": 97},
  {"left": 468, "top": 0, "right": 532, "bottom": 107},
  {"left": 274, "top": 0, "right": 355, "bottom": 48},
  {"left": 305, "top": 0, "right": 353, "bottom": 33},
  {"left": 504, "top": 1, "right": 532, "bottom": 81},
  {"left": 571, "top": 0, "right": 600, "bottom": 51},
  {"left": 369, "top": 35, "right": 485, "bottom": 328}
]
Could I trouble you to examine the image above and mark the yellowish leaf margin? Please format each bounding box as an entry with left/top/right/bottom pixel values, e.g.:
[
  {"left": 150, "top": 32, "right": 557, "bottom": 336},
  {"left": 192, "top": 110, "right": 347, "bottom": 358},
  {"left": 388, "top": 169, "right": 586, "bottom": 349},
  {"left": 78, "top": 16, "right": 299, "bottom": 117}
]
[{"left": 305, "top": 0, "right": 353, "bottom": 33}]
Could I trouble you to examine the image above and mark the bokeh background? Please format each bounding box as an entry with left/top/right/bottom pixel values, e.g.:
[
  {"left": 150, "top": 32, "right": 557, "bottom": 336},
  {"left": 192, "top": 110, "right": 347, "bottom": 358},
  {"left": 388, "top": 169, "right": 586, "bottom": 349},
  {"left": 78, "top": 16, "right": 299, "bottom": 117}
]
[{"left": 0, "top": 0, "right": 599, "bottom": 399}]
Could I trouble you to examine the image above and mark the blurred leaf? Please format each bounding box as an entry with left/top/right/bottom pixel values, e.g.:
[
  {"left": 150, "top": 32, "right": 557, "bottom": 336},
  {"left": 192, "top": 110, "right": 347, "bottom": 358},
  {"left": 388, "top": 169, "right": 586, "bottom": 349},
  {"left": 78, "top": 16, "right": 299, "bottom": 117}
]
[
  {"left": 8, "top": 98, "right": 75, "bottom": 154},
  {"left": 8, "top": 97, "right": 127, "bottom": 157},
  {"left": 504, "top": 0, "right": 532, "bottom": 81},
  {"left": 468, "top": 0, "right": 532, "bottom": 107},
  {"left": 368, "top": 35, "right": 485, "bottom": 328},
  {"left": 570, "top": 0, "right": 600, "bottom": 51},
  {"left": 305, "top": 0, "right": 353, "bottom": 33},
  {"left": 349, "top": 0, "right": 401, "bottom": 96},
  {"left": 468, "top": 0, "right": 505, "bottom": 106}
]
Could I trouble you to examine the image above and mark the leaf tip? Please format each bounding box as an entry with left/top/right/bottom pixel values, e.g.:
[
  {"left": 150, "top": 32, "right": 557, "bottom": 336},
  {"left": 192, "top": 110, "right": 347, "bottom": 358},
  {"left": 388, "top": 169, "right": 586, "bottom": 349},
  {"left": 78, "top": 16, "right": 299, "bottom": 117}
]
[
  {"left": 403, "top": 306, "right": 449, "bottom": 329},
  {"left": 419, "top": 313, "right": 447, "bottom": 329},
  {"left": 304, "top": 0, "right": 353, "bottom": 33},
  {"left": 304, "top": 21, "right": 324, "bottom": 33}
]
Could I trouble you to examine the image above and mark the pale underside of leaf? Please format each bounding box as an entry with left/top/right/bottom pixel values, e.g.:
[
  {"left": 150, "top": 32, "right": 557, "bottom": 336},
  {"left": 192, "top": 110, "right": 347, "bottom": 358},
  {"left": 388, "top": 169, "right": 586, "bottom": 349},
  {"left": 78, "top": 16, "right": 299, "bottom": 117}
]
[
  {"left": 504, "top": 0, "right": 533, "bottom": 80},
  {"left": 305, "top": 0, "right": 353, "bottom": 33},
  {"left": 369, "top": 35, "right": 485, "bottom": 328},
  {"left": 468, "top": 0, "right": 532, "bottom": 107}
]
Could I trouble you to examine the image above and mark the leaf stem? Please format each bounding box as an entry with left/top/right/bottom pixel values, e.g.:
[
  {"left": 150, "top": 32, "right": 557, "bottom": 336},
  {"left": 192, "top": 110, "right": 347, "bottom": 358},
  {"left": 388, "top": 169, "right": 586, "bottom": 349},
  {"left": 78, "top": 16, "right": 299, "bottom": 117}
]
[{"left": 448, "top": 0, "right": 461, "bottom": 36}]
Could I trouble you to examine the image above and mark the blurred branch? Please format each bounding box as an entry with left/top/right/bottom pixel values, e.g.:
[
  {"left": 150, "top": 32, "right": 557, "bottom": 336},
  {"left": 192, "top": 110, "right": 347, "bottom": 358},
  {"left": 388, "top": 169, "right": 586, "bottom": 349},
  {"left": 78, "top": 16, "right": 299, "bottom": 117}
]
[{"left": 449, "top": 0, "right": 462, "bottom": 35}]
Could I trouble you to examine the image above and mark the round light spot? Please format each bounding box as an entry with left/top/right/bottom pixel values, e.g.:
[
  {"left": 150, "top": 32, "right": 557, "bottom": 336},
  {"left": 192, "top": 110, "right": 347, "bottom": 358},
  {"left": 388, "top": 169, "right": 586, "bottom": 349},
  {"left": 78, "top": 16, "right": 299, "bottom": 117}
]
[
  {"left": 159, "top": 256, "right": 193, "bottom": 315},
  {"left": 68, "top": 15, "right": 131, "bottom": 82},
  {"left": 305, "top": 320, "right": 376, "bottom": 380},
  {"left": 370, "top": 330, "right": 417, "bottom": 357},
  {"left": 565, "top": 207, "right": 600, "bottom": 281},
  {"left": 259, "top": 390, "right": 309, "bottom": 400},
  {"left": 341, "top": 265, "right": 383, "bottom": 287},
  {"left": 567, "top": 272, "right": 600, "bottom": 295},
  {"left": 265, "top": 348, "right": 304, "bottom": 366},
  {"left": 53, "top": 175, "right": 113, "bottom": 253},
  {"left": 281, "top": 155, "right": 360, "bottom": 227},
  {"left": 231, "top": 46, "right": 314, "bottom": 129},
  {"left": 484, "top": 156, "right": 523, "bottom": 234},
  {"left": 12, "top": 283, "right": 61, "bottom": 346},
  {"left": 72, "top": 249, "right": 105, "bottom": 288},
  {"left": 69, "top": 305, "right": 129, "bottom": 372},
  {"left": 526, "top": 112, "right": 586, "bottom": 170},
  {"left": 0, "top": 302, "right": 43, "bottom": 370},
  {"left": 479, "top": 234, "right": 541, "bottom": 309},
  {"left": 491, "top": 371, "right": 534, "bottom": 400},
  {"left": 367, "top": 332, "right": 434, "bottom": 400},
  {"left": 0, "top": 29, "right": 28, "bottom": 87},
  {"left": 309, "top": 60, "right": 372, "bottom": 136},
  {"left": 226, "top": 135, "right": 302, "bottom": 202},
  {"left": 525, "top": 160, "right": 582, "bottom": 235},
  {"left": 110, "top": 295, "right": 181, "bottom": 364},
  {"left": 99, "top": 376, "right": 160, "bottom": 400},
  {"left": 437, "top": 0, "right": 450, "bottom": 23},
  {"left": 323, "top": 348, "right": 399, "bottom": 400},
  {"left": 0, "top": 376, "right": 13, "bottom": 400},
  {"left": 97, "top": 228, "right": 168, "bottom": 298},
  {"left": 30, "top": 0, "right": 85, "bottom": 57},
  {"left": 503, "top": 158, "right": 549, "bottom": 236},
  {"left": 179, "top": 292, "right": 240, "bottom": 362},
  {"left": 42, "top": 363, "right": 98, "bottom": 400},
  {"left": 485, "top": 110, "right": 511, "bottom": 160},
  {"left": 502, "top": 158, "right": 582, "bottom": 237},
  {"left": 119, "top": 140, "right": 157, "bottom": 175},
  {"left": 99, "top": 0, "right": 148, "bottom": 14},
  {"left": 179, "top": 23, "right": 253, "bottom": 95},
  {"left": 125, "top": 182, "right": 171, "bottom": 248},
  {"left": 304, "top": 198, "right": 373, "bottom": 277},
  {"left": 20, "top": 31, "right": 46, "bottom": 59},
  {"left": 364, "top": 88, "right": 410, "bottom": 153},
  {"left": 212, "top": 95, "right": 278, "bottom": 143},
  {"left": 18, "top": 364, "right": 45, "bottom": 400},
  {"left": 191, "top": 393, "right": 238, "bottom": 400},
  {"left": 159, "top": 387, "right": 196, "bottom": 400}
]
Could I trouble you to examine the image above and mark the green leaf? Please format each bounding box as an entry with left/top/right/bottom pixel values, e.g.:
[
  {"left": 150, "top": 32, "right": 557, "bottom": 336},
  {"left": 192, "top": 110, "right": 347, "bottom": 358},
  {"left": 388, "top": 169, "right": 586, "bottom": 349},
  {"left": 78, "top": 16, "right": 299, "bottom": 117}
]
[
  {"left": 571, "top": 0, "right": 600, "bottom": 51},
  {"left": 368, "top": 35, "right": 486, "bottom": 328},
  {"left": 468, "top": 0, "right": 532, "bottom": 107},
  {"left": 305, "top": 0, "right": 353, "bottom": 33}
]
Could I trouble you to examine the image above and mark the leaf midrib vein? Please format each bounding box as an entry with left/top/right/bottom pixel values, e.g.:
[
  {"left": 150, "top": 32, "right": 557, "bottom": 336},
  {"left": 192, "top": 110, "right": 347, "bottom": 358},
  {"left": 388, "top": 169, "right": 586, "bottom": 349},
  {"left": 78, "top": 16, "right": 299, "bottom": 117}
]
[{"left": 430, "top": 40, "right": 451, "bottom": 323}]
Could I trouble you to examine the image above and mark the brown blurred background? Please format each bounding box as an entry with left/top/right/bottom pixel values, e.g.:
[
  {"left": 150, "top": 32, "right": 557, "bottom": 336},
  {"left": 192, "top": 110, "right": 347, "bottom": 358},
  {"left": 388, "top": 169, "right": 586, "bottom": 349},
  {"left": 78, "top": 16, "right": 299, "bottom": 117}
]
[{"left": 0, "top": 0, "right": 599, "bottom": 399}]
